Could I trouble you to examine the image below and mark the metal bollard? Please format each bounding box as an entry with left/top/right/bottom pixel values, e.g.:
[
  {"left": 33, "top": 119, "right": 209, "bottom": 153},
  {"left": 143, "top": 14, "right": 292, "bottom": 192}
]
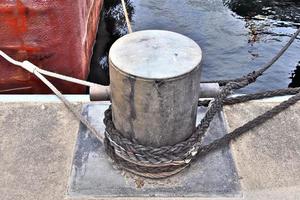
[
  {"left": 108, "top": 30, "right": 202, "bottom": 147},
  {"left": 199, "top": 83, "right": 220, "bottom": 98},
  {"left": 89, "top": 84, "right": 111, "bottom": 101}
]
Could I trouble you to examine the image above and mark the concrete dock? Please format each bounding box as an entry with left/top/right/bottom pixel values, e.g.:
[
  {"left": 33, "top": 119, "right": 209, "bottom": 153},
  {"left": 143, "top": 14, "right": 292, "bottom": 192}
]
[{"left": 0, "top": 95, "right": 299, "bottom": 200}]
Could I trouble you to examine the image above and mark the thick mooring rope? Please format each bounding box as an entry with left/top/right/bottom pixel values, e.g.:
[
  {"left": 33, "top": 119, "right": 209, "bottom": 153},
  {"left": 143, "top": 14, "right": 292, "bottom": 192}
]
[
  {"left": 201, "top": 29, "right": 300, "bottom": 87},
  {"left": 103, "top": 27, "right": 300, "bottom": 178},
  {"left": 0, "top": 51, "right": 106, "bottom": 144},
  {"left": 198, "top": 87, "right": 300, "bottom": 107},
  {"left": 0, "top": 27, "right": 299, "bottom": 179}
]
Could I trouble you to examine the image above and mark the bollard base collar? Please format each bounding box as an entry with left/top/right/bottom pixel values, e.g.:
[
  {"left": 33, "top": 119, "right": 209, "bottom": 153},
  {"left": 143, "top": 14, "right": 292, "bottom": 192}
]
[{"left": 68, "top": 103, "right": 241, "bottom": 198}]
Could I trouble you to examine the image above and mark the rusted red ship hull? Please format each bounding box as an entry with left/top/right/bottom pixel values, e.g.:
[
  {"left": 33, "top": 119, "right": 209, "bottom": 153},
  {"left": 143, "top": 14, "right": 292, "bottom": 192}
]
[{"left": 0, "top": 0, "right": 103, "bottom": 94}]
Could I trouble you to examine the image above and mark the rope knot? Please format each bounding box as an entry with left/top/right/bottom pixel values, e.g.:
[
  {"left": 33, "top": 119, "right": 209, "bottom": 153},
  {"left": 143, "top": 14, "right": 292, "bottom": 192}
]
[{"left": 22, "top": 61, "right": 38, "bottom": 73}]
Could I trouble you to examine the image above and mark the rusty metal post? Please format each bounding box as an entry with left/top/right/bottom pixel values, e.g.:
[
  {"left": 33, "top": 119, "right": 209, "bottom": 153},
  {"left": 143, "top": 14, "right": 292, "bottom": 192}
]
[{"left": 108, "top": 30, "right": 202, "bottom": 147}]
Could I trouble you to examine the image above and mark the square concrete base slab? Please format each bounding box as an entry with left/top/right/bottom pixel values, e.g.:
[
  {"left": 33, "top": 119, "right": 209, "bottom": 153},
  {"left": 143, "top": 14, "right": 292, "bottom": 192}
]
[{"left": 68, "top": 103, "right": 241, "bottom": 198}]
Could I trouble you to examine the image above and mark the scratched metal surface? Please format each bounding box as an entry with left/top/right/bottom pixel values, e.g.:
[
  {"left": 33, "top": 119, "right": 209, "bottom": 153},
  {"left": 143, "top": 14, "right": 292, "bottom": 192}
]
[{"left": 68, "top": 103, "right": 241, "bottom": 198}]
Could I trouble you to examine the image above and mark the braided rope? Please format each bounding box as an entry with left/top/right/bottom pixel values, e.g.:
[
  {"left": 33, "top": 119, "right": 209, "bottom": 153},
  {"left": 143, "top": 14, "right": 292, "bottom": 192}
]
[
  {"left": 1, "top": 27, "right": 298, "bottom": 179},
  {"left": 196, "top": 90, "right": 300, "bottom": 158},
  {"left": 104, "top": 85, "right": 300, "bottom": 178},
  {"left": 103, "top": 28, "right": 300, "bottom": 178},
  {"left": 198, "top": 87, "right": 300, "bottom": 107},
  {"left": 201, "top": 27, "right": 300, "bottom": 87}
]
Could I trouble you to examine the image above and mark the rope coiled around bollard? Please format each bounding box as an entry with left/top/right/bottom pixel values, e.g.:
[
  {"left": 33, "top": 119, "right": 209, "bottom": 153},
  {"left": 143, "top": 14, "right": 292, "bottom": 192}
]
[
  {"left": 103, "top": 27, "right": 300, "bottom": 179},
  {"left": 1, "top": 28, "right": 299, "bottom": 179}
]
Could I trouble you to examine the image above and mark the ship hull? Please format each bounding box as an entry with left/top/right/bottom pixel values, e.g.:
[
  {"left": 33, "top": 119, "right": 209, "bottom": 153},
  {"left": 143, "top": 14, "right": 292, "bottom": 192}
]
[{"left": 0, "top": 0, "right": 103, "bottom": 93}]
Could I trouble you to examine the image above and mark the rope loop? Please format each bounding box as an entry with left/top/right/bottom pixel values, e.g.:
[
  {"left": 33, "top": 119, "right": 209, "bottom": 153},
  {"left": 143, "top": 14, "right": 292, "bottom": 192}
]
[
  {"left": 102, "top": 27, "right": 300, "bottom": 178},
  {"left": 0, "top": 26, "right": 299, "bottom": 179}
]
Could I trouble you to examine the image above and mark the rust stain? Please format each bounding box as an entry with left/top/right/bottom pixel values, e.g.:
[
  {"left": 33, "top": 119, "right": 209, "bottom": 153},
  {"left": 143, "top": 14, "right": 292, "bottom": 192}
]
[
  {"left": 0, "top": 0, "right": 103, "bottom": 94},
  {"left": 134, "top": 178, "right": 145, "bottom": 189},
  {"left": 0, "top": 68, "right": 31, "bottom": 82},
  {"left": 0, "top": 1, "right": 27, "bottom": 35},
  {"left": 16, "top": 0, "right": 27, "bottom": 33},
  {"left": 0, "top": 0, "right": 40, "bottom": 53}
]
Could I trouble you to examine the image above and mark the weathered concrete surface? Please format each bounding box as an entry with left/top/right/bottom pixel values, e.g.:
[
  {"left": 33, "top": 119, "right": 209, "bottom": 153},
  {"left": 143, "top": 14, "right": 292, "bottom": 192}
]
[
  {"left": 0, "top": 97, "right": 300, "bottom": 200},
  {"left": 224, "top": 101, "right": 300, "bottom": 199},
  {"left": 68, "top": 104, "right": 240, "bottom": 198},
  {"left": 0, "top": 102, "right": 81, "bottom": 200}
]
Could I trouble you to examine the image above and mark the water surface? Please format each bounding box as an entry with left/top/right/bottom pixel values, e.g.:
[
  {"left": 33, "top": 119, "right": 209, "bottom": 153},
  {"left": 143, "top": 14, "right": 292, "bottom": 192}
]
[{"left": 89, "top": 0, "right": 300, "bottom": 93}]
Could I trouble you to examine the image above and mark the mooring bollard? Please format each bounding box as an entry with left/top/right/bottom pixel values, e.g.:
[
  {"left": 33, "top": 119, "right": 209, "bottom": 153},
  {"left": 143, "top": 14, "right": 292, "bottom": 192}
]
[{"left": 108, "top": 30, "right": 202, "bottom": 147}]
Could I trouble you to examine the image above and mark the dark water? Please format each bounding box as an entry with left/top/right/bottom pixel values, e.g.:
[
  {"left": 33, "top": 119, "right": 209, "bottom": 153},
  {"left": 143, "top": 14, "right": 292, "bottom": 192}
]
[{"left": 89, "top": 0, "right": 300, "bottom": 93}]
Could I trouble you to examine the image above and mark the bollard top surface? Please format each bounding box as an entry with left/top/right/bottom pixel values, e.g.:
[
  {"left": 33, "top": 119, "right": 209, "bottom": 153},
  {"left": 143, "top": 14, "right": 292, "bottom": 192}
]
[{"left": 109, "top": 30, "right": 202, "bottom": 80}]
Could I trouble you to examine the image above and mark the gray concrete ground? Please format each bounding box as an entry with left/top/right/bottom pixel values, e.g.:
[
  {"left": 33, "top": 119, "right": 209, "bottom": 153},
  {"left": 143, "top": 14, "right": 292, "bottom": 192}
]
[
  {"left": 0, "top": 96, "right": 300, "bottom": 200},
  {"left": 0, "top": 102, "right": 81, "bottom": 200},
  {"left": 224, "top": 101, "right": 300, "bottom": 200},
  {"left": 68, "top": 104, "right": 240, "bottom": 198}
]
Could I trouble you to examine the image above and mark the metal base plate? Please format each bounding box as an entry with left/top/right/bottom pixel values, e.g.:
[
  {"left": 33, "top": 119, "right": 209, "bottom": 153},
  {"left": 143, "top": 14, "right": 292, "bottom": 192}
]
[{"left": 68, "top": 103, "right": 241, "bottom": 198}]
